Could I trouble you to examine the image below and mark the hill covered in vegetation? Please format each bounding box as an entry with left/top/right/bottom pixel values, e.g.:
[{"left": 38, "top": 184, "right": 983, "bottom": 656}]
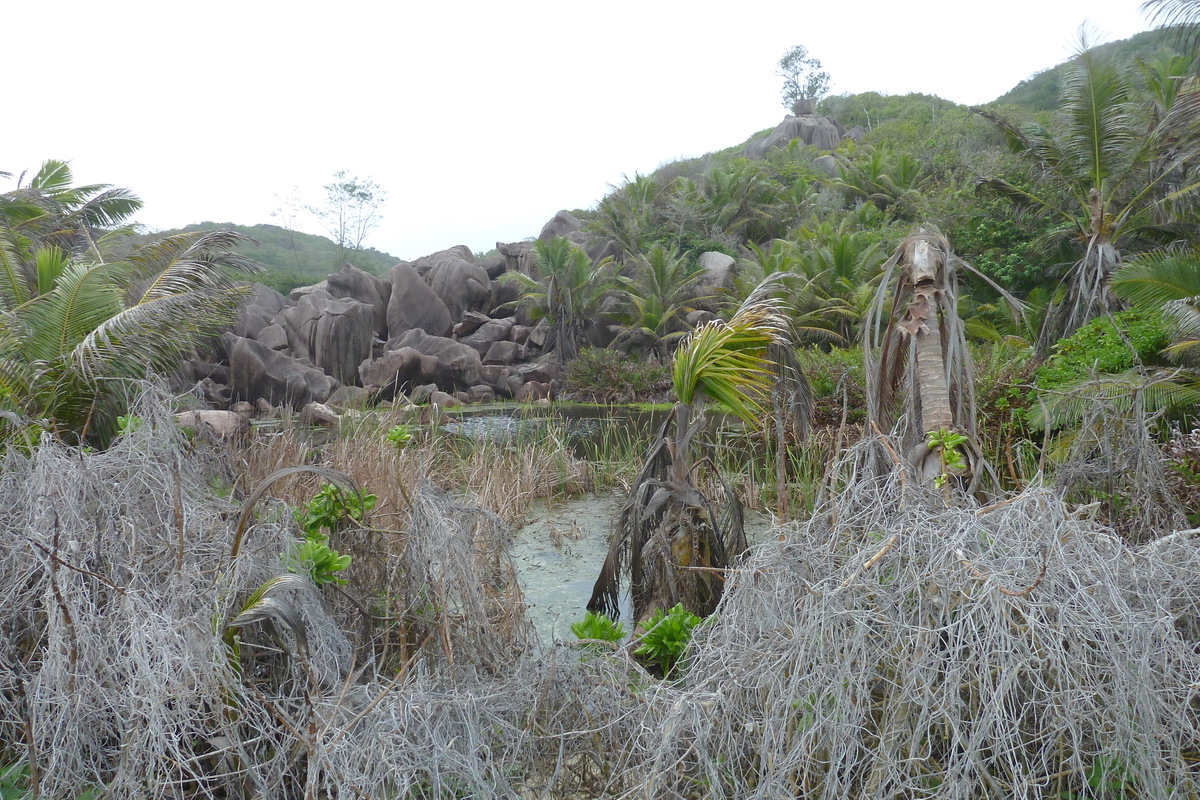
[{"left": 132, "top": 222, "right": 401, "bottom": 294}]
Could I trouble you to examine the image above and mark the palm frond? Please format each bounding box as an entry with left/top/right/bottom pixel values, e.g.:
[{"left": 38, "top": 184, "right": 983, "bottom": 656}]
[
  {"left": 76, "top": 286, "right": 250, "bottom": 378},
  {"left": 125, "top": 229, "right": 260, "bottom": 304},
  {"left": 18, "top": 261, "right": 124, "bottom": 363},
  {"left": 1031, "top": 368, "right": 1200, "bottom": 429},
  {"left": 672, "top": 301, "right": 787, "bottom": 422}
]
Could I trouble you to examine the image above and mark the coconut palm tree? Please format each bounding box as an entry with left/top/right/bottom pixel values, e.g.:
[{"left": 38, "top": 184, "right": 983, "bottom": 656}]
[
  {"left": 608, "top": 244, "right": 718, "bottom": 360},
  {"left": 0, "top": 163, "right": 261, "bottom": 447},
  {"left": 0, "top": 227, "right": 261, "bottom": 447},
  {"left": 975, "top": 43, "right": 1200, "bottom": 354},
  {"left": 588, "top": 288, "right": 801, "bottom": 624},
  {"left": 497, "top": 236, "right": 616, "bottom": 363}
]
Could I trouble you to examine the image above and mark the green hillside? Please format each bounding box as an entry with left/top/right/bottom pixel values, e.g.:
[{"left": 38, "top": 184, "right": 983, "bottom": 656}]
[
  {"left": 993, "top": 27, "right": 1186, "bottom": 110},
  {"left": 134, "top": 222, "right": 400, "bottom": 294}
]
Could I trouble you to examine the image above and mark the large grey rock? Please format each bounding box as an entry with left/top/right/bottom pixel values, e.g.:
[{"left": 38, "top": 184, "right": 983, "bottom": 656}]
[
  {"left": 411, "top": 245, "right": 474, "bottom": 276},
  {"left": 289, "top": 281, "right": 330, "bottom": 301},
  {"left": 460, "top": 317, "right": 515, "bottom": 355},
  {"left": 386, "top": 262, "right": 453, "bottom": 338},
  {"left": 479, "top": 365, "right": 513, "bottom": 398},
  {"left": 696, "top": 251, "right": 737, "bottom": 292},
  {"left": 299, "top": 402, "right": 341, "bottom": 427},
  {"left": 280, "top": 294, "right": 374, "bottom": 386},
  {"left": 429, "top": 390, "right": 462, "bottom": 408},
  {"left": 745, "top": 114, "right": 845, "bottom": 158},
  {"left": 255, "top": 323, "right": 289, "bottom": 351},
  {"left": 812, "top": 154, "right": 840, "bottom": 178},
  {"left": 467, "top": 385, "right": 496, "bottom": 403},
  {"left": 516, "top": 381, "right": 551, "bottom": 403},
  {"left": 326, "top": 385, "right": 371, "bottom": 410},
  {"left": 453, "top": 311, "right": 492, "bottom": 338},
  {"left": 176, "top": 410, "right": 250, "bottom": 440},
  {"left": 223, "top": 334, "right": 335, "bottom": 409},
  {"left": 358, "top": 346, "right": 424, "bottom": 399},
  {"left": 539, "top": 210, "right": 583, "bottom": 242},
  {"left": 195, "top": 378, "right": 232, "bottom": 407},
  {"left": 426, "top": 257, "right": 492, "bottom": 322},
  {"left": 234, "top": 283, "right": 290, "bottom": 340},
  {"left": 497, "top": 240, "right": 535, "bottom": 277},
  {"left": 483, "top": 340, "right": 521, "bottom": 366},
  {"left": 386, "top": 328, "right": 483, "bottom": 391},
  {"left": 325, "top": 263, "right": 392, "bottom": 339},
  {"left": 479, "top": 254, "right": 507, "bottom": 280}
]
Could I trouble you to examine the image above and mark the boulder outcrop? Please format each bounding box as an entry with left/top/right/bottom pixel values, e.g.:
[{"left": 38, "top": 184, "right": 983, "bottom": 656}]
[
  {"left": 223, "top": 334, "right": 336, "bottom": 408},
  {"left": 744, "top": 114, "right": 845, "bottom": 158},
  {"left": 386, "top": 262, "right": 453, "bottom": 338}
]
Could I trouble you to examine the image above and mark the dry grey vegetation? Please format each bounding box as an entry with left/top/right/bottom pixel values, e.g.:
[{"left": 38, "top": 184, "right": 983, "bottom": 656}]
[{"left": 1, "top": 391, "right": 1199, "bottom": 798}]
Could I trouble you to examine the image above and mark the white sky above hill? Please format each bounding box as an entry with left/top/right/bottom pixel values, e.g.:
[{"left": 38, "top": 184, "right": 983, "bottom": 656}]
[{"left": 6, "top": 0, "right": 1157, "bottom": 261}]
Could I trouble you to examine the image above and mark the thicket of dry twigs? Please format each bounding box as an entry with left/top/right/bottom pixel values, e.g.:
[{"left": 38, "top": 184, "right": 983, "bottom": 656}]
[{"left": 1, "top": 389, "right": 1198, "bottom": 798}]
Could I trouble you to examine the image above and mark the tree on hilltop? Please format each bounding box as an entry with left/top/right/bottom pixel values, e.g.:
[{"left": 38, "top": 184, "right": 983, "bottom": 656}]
[{"left": 778, "top": 44, "right": 831, "bottom": 113}]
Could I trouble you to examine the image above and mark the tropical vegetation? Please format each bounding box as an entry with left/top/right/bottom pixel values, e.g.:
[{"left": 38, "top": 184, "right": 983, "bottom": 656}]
[
  {"left": 0, "top": 161, "right": 261, "bottom": 447},
  {"left": 6, "top": 16, "right": 1200, "bottom": 799}
]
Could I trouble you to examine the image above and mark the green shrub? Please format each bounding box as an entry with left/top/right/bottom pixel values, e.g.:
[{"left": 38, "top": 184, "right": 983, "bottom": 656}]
[
  {"left": 634, "top": 603, "right": 703, "bottom": 676},
  {"left": 560, "top": 347, "right": 673, "bottom": 404},
  {"left": 795, "top": 346, "right": 867, "bottom": 424},
  {"left": 292, "top": 482, "right": 376, "bottom": 537},
  {"left": 287, "top": 483, "right": 373, "bottom": 587},
  {"left": 571, "top": 611, "right": 626, "bottom": 648},
  {"left": 1035, "top": 309, "right": 1169, "bottom": 391}
]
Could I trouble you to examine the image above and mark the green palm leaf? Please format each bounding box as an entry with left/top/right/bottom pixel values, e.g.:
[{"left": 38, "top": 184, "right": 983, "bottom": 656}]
[
  {"left": 19, "top": 261, "right": 124, "bottom": 363},
  {"left": 672, "top": 300, "right": 786, "bottom": 422}
]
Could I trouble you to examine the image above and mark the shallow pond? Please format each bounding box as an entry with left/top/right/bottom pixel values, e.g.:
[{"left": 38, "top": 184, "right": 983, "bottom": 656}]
[{"left": 509, "top": 492, "right": 778, "bottom": 643}]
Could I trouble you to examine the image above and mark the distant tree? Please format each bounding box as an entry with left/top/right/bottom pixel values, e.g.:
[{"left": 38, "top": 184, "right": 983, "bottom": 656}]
[
  {"left": 778, "top": 44, "right": 831, "bottom": 113},
  {"left": 270, "top": 186, "right": 306, "bottom": 271},
  {"left": 308, "top": 171, "right": 387, "bottom": 266}
]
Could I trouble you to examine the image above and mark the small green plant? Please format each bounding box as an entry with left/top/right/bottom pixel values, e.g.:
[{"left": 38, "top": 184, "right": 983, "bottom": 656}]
[
  {"left": 634, "top": 603, "right": 703, "bottom": 676},
  {"left": 116, "top": 413, "right": 142, "bottom": 436},
  {"left": 927, "top": 428, "right": 968, "bottom": 488},
  {"left": 292, "top": 482, "right": 376, "bottom": 537},
  {"left": 571, "top": 610, "right": 626, "bottom": 647},
  {"left": 287, "top": 482, "right": 374, "bottom": 586},
  {"left": 385, "top": 423, "right": 415, "bottom": 449},
  {"left": 287, "top": 534, "right": 352, "bottom": 586}
]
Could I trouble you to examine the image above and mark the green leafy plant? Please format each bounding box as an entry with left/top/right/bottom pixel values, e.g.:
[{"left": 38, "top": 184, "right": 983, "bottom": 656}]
[
  {"left": 1035, "top": 309, "right": 1169, "bottom": 391},
  {"left": 0, "top": 764, "right": 27, "bottom": 800},
  {"left": 292, "top": 482, "right": 376, "bottom": 537},
  {"left": 634, "top": 603, "right": 703, "bottom": 676},
  {"left": 385, "top": 423, "right": 415, "bottom": 449},
  {"left": 287, "top": 534, "right": 352, "bottom": 586},
  {"left": 927, "top": 428, "right": 969, "bottom": 489},
  {"left": 571, "top": 610, "right": 626, "bottom": 647},
  {"left": 116, "top": 413, "right": 142, "bottom": 436},
  {"left": 286, "top": 482, "right": 374, "bottom": 587}
]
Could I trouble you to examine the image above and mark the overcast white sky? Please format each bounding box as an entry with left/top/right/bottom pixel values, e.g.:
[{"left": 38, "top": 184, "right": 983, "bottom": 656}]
[{"left": 6, "top": 1, "right": 1159, "bottom": 261}]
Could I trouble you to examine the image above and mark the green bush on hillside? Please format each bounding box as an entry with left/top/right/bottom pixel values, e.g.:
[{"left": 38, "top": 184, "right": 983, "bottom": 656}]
[{"left": 1035, "top": 309, "right": 1170, "bottom": 391}]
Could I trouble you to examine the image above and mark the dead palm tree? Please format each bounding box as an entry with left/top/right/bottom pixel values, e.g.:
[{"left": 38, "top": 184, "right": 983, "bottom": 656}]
[
  {"left": 588, "top": 287, "right": 802, "bottom": 624},
  {"left": 865, "top": 228, "right": 1011, "bottom": 496}
]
